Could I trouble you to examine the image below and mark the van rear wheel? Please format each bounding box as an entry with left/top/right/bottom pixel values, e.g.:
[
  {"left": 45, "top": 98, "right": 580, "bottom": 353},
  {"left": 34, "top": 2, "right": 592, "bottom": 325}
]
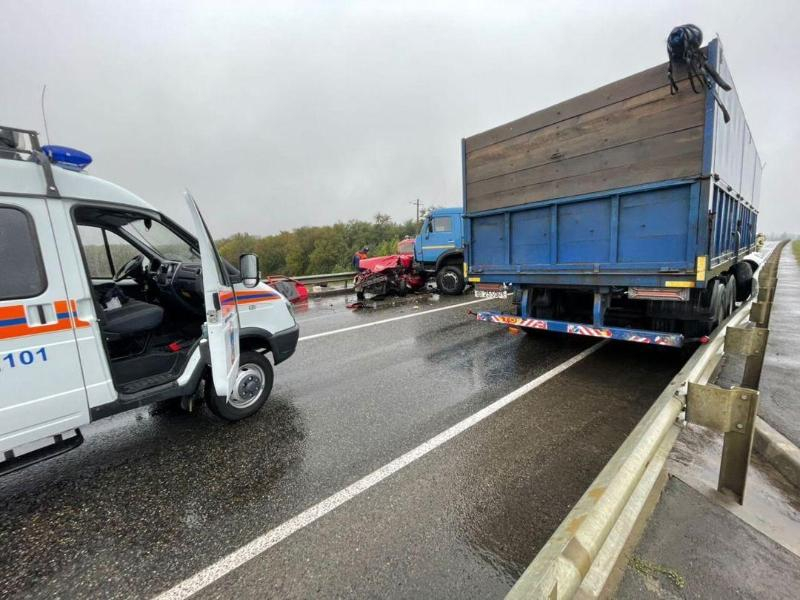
[{"left": 206, "top": 351, "right": 274, "bottom": 422}]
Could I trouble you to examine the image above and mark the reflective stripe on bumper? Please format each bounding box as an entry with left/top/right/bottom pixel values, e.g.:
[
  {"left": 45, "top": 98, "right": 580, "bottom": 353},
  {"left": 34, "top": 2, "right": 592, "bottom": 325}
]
[{"left": 474, "top": 310, "right": 684, "bottom": 347}]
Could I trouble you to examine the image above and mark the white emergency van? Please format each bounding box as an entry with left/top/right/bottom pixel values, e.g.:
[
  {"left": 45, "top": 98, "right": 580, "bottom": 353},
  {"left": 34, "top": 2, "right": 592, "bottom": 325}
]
[{"left": 0, "top": 126, "right": 299, "bottom": 474}]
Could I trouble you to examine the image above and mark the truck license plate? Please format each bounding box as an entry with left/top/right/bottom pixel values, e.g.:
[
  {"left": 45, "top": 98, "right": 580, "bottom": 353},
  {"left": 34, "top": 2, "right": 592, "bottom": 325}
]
[{"left": 474, "top": 286, "right": 508, "bottom": 299}]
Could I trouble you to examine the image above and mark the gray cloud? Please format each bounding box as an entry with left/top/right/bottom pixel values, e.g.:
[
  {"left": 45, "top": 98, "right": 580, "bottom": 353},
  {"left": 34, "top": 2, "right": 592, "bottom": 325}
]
[{"left": 3, "top": 0, "right": 798, "bottom": 236}]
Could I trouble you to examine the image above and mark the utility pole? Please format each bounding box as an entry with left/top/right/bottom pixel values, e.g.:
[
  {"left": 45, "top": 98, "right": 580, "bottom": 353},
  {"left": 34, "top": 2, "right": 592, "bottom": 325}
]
[{"left": 410, "top": 198, "right": 423, "bottom": 224}]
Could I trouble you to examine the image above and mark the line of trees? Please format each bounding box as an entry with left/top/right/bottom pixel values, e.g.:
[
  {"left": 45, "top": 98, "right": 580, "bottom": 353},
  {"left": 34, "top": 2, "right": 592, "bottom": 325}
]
[{"left": 217, "top": 213, "right": 420, "bottom": 276}]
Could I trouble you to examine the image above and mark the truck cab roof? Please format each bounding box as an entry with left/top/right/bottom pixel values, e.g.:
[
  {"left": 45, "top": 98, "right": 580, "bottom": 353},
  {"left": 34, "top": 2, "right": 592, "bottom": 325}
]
[{"left": 429, "top": 207, "right": 462, "bottom": 216}]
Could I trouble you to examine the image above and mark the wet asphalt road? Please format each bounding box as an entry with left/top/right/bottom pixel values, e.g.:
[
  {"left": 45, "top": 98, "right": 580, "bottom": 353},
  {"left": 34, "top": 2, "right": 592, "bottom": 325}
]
[{"left": 0, "top": 292, "right": 685, "bottom": 599}]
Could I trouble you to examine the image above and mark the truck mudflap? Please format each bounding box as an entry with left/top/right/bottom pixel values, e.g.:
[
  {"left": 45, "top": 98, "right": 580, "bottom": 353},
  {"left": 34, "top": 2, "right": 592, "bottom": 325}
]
[{"left": 474, "top": 310, "right": 685, "bottom": 347}]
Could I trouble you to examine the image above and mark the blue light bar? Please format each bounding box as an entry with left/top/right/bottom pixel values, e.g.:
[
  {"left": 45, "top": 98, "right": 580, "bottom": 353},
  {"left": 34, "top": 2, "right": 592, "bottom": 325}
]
[{"left": 41, "top": 145, "right": 92, "bottom": 170}]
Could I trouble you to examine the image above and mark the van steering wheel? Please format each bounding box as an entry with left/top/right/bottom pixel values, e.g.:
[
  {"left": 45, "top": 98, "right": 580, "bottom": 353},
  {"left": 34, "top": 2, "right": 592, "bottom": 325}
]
[{"left": 113, "top": 254, "right": 145, "bottom": 282}]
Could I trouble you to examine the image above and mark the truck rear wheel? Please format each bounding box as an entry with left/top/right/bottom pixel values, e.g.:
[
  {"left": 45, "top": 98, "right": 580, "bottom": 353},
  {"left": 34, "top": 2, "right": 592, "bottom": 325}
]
[
  {"left": 685, "top": 279, "right": 725, "bottom": 338},
  {"left": 206, "top": 351, "right": 274, "bottom": 422},
  {"left": 723, "top": 275, "right": 736, "bottom": 319},
  {"left": 710, "top": 279, "right": 726, "bottom": 330},
  {"left": 436, "top": 265, "right": 465, "bottom": 295}
]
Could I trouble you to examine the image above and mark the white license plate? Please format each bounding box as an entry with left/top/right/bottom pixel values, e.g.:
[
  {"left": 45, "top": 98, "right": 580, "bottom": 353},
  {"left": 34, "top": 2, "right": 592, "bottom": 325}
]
[{"left": 474, "top": 289, "right": 508, "bottom": 299}]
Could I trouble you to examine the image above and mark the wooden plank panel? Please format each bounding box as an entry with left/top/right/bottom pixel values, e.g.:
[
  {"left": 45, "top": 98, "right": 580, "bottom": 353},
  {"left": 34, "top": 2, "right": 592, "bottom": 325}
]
[
  {"left": 465, "top": 60, "right": 693, "bottom": 153},
  {"left": 466, "top": 84, "right": 705, "bottom": 183},
  {"left": 467, "top": 127, "right": 703, "bottom": 199},
  {"left": 467, "top": 144, "right": 703, "bottom": 213}
]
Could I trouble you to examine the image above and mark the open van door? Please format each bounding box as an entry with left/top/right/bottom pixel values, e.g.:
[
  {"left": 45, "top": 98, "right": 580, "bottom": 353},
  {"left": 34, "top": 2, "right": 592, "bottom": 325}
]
[{"left": 185, "top": 191, "right": 240, "bottom": 399}]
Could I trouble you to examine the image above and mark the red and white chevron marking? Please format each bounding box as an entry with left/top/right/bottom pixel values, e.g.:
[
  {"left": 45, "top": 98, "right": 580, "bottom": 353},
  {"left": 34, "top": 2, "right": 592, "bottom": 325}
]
[
  {"left": 567, "top": 324, "right": 612, "bottom": 338},
  {"left": 488, "top": 315, "right": 548, "bottom": 330}
]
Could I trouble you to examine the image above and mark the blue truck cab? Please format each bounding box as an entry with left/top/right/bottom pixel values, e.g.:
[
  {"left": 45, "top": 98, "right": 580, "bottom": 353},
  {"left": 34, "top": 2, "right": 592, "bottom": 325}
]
[
  {"left": 464, "top": 37, "right": 762, "bottom": 347},
  {"left": 413, "top": 207, "right": 466, "bottom": 295}
]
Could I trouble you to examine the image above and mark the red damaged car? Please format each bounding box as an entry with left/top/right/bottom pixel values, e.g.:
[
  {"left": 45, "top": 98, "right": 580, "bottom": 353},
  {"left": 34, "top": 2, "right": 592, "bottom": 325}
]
[{"left": 354, "top": 254, "right": 426, "bottom": 300}]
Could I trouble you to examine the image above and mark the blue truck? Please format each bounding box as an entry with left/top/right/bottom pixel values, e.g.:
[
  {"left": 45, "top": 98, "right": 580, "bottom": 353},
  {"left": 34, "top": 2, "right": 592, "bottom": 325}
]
[
  {"left": 464, "top": 36, "right": 762, "bottom": 347},
  {"left": 412, "top": 207, "right": 466, "bottom": 295}
]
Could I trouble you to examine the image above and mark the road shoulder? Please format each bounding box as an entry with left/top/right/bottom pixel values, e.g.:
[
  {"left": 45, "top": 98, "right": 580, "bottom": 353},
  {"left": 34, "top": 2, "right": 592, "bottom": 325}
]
[
  {"left": 616, "top": 475, "right": 800, "bottom": 599},
  {"left": 756, "top": 243, "right": 800, "bottom": 447}
]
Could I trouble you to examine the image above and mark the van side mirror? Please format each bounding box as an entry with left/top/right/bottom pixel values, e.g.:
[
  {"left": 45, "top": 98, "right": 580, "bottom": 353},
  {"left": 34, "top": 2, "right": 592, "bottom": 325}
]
[{"left": 239, "top": 253, "right": 260, "bottom": 288}]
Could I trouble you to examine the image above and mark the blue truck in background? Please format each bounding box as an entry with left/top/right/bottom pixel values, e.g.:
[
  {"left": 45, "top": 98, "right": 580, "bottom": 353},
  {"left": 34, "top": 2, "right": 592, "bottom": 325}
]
[
  {"left": 464, "top": 36, "right": 762, "bottom": 347},
  {"left": 412, "top": 207, "right": 466, "bottom": 295}
]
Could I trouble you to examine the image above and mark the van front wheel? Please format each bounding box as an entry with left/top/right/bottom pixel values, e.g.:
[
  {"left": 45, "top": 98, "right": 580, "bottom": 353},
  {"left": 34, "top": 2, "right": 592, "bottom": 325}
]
[{"left": 206, "top": 351, "right": 274, "bottom": 421}]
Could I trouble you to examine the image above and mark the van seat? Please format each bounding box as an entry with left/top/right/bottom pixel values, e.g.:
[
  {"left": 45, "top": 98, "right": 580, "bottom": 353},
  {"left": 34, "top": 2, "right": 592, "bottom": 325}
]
[{"left": 104, "top": 300, "right": 164, "bottom": 337}]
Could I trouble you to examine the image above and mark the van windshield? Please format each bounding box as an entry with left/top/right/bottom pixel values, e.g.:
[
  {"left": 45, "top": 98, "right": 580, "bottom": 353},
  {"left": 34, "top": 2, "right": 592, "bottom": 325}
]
[{"left": 122, "top": 219, "right": 199, "bottom": 262}]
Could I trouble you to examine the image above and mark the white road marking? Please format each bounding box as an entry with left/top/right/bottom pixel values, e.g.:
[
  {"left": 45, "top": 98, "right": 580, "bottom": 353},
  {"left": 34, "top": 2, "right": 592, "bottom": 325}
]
[
  {"left": 153, "top": 339, "right": 607, "bottom": 600},
  {"left": 298, "top": 297, "right": 492, "bottom": 342}
]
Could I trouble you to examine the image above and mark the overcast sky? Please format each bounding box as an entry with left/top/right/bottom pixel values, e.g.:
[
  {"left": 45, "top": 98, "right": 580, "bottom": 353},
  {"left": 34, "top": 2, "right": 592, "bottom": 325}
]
[{"left": 3, "top": 0, "right": 799, "bottom": 236}]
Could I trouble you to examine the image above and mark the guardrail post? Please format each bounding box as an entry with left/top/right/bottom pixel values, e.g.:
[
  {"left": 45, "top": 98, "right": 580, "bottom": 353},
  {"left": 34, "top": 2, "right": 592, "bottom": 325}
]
[
  {"left": 750, "top": 301, "right": 772, "bottom": 327},
  {"left": 724, "top": 326, "right": 770, "bottom": 390},
  {"left": 686, "top": 383, "right": 759, "bottom": 504},
  {"left": 757, "top": 286, "right": 776, "bottom": 303}
]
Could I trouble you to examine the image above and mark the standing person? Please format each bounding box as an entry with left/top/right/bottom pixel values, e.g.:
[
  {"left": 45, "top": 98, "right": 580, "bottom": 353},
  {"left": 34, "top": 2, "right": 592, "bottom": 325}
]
[{"left": 352, "top": 246, "right": 369, "bottom": 270}]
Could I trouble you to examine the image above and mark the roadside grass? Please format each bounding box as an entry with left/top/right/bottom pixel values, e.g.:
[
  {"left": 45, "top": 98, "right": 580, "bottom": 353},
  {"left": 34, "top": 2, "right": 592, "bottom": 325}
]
[{"left": 792, "top": 240, "right": 800, "bottom": 265}]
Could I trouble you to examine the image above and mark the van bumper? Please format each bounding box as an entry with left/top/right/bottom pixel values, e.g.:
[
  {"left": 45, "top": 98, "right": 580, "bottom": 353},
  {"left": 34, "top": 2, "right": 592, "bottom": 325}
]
[{"left": 270, "top": 324, "right": 299, "bottom": 365}]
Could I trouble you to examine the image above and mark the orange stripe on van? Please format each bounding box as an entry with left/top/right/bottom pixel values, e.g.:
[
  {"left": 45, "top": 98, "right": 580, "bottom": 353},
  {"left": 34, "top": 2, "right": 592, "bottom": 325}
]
[
  {"left": 234, "top": 289, "right": 281, "bottom": 305},
  {"left": 217, "top": 289, "right": 281, "bottom": 309},
  {"left": 0, "top": 299, "right": 90, "bottom": 340}
]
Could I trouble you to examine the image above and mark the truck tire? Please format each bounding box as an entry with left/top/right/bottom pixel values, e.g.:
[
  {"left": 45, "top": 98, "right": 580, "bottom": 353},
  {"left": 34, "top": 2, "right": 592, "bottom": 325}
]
[
  {"left": 206, "top": 351, "right": 274, "bottom": 422},
  {"left": 436, "top": 265, "right": 465, "bottom": 295},
  {"left": 687, "top": 279, "right": 725, "bottom": 338},
  {"left": 723, "top": 275, "right": 736, "bottom": 319},
  {"left": 710, "top": 279, "right": 726, "bottom": 332},
  {"left": 730, "top": 262, "right": 754, "bottom": 302}
]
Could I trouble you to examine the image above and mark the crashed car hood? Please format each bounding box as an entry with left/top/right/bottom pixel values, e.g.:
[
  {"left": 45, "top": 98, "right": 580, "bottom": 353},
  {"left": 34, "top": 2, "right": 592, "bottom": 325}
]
[{"left": 358, "top": 254, "right": 413, "bottom": 273}]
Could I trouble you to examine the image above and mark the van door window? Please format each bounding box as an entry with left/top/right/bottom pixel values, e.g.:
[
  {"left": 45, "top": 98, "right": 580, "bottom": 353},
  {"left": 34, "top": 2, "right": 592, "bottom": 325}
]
[
  {"left": 77, "top": 226, "right": 139, "bottom": 279},
  {"left": 106, "top": 231, "right": 140, "bottom": 274},
  {"left": 0, "top": 205, "right": 47, "bottom": 299}
]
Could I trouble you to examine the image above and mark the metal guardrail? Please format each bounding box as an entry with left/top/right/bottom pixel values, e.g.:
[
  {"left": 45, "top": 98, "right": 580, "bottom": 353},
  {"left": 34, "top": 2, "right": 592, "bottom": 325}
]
[{"left": 507, "top": 240, "right": 788, "bottom": 600}]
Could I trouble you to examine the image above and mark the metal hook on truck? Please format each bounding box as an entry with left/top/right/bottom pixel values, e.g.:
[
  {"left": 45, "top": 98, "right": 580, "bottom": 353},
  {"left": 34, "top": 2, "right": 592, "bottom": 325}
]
[{"left": 0, "top": 126, "right": 299, "bottom": 475}]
